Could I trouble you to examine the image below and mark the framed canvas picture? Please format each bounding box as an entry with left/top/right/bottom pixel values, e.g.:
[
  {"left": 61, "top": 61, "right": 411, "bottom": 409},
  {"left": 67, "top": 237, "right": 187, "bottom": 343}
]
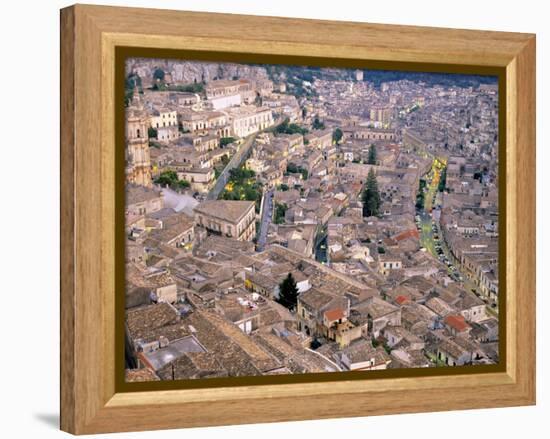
[{"left": 60, "top": 4, "right": 536, "bottom": 434}]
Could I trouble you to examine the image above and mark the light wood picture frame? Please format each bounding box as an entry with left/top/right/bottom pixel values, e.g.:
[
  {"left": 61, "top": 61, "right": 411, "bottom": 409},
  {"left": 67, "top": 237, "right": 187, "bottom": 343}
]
[{"left": 60, "top": 4, "right": 536, "bottom": 434}]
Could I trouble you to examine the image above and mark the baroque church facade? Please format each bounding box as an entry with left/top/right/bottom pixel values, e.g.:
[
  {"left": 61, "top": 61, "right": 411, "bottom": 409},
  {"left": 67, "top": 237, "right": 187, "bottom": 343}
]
[{"left": 126, "top": 88, "right": 152, "bottom": 187}]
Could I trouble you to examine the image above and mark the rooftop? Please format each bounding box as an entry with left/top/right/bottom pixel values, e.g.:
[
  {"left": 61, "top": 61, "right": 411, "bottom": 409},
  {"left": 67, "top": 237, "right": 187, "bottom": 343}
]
[
  {"left": 194, "top": 200, "right": 255, "bottom": 224},
  {"left": 444, "top": 314, "right": 470, "bottom": 333},
  {"left": 127, "top": 185, "right": 162, "bottom": 205},
  {"left": 156, "top": 352, "right": 228, "bottom": 380},
  {"left": 354, "top": 297, "right": 399, "bottom": 319},
  {"left": 126, "top": 302, "right": 179, "bottom": 341},
  {"left": 141, "top": 335, "right": 206, "bottom": 371},
  {"left": 324, "top": 308, "right": 345, "bottom": 322},
  {"left": 299, "top": 288, "right": 336, "bottom": 311},
  {"left": 125, "top": 368, "right": 160, "bottom": 382}
]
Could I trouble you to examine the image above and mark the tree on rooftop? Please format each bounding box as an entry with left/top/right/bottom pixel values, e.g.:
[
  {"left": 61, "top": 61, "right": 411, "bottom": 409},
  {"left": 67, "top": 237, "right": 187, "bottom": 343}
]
[
  {"left": 277, "top": 272, "right": 299, "bottom": 311},
  {"left": 362, "top": 168, "right": 381, "bottom": 217},
  {"left": 367, "top": 144, "right": 377, "bottom": 165}
]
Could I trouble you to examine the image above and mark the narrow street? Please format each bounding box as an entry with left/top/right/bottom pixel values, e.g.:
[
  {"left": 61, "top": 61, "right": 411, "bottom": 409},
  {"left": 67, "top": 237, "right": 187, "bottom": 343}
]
[
  {"left": 206, "top": 132, "right": 257, "bottom": 200},
  {"left": 417, "top": 158, "right": 441, "bottom": 259},
  {"left": 256, "top": 189, "right": 274, "bottom": 251},
  {"left": 314, "top": 225, "right": 328, "bottom": 264},
  {"left": 416, "top": 158, "right": 495, "bottom": 312},
  {"left": 207, "top": 120, "right": 286, "bottom": 201},
  {"left": 419, "top": 211, "right": 437, "bottom": 256}
]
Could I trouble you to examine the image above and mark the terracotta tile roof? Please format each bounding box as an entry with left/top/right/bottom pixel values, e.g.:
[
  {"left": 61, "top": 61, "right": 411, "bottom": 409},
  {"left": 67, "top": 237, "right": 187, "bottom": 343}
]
[
  {"left": 395, "top": 295, "right": 410, "bottom": 305},
  {"left": 444, "top": 314, "right": 470, "bottom": 332},
  {"left": 393, "top": 229, "right": 420, "bottom": 242},
  {"left": 324, "top": 308, "right": 345, "bottom": 322}
]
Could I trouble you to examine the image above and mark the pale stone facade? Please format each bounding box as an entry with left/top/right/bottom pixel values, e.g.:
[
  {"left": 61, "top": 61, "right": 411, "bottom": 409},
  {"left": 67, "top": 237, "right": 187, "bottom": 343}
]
[
  {"left": 194, "top": 200, "right": 256, "bottom": 241},
  {"left": 228, "top": 107, "right": 274, "bottom": 138}
]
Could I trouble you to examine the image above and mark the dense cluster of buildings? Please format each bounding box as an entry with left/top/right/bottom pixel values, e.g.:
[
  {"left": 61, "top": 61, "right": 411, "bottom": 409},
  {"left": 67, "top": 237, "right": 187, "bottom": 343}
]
[{"left": 124, "top": 59, "right": 500, "bottom": 383}]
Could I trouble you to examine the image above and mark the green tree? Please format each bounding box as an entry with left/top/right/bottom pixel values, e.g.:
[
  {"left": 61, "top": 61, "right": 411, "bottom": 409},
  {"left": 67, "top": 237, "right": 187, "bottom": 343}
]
[
  {"left": 286, "top": 163, "right": 298, "bottom": 174},
  {"left": 277, "top": 272, "right": 299, "bottom": 310},
  {"left": 286, "top": 163, "right": 308, "bottom": 180},
  {"left": 274, "top": 203, "right": 288, "bottom": 224},
  {"left": 312, "top": 117, "right": 325, "bottom": 130},
  {"left": 176, "top": 179, "right": 190, "bottom": 190},
  {"left": 332, "top": 128, "right": 343, "bottom": 144},
  {"left": 153, "top": 68, "right": 165, "bottom": 82},
  {"left": 220, "top": 137, "right": 236, "bottom": 147},
  {"left": 168, "top": 83, "right": 204, "bottom": 93},
  {"left": 154, "top": 170, "right": 178, "bottom": 187},
  {"left": 148, "top": 127, "right": 157, "bottom": 139},
  {"left": 367, "top": 144, "right": 377, "bottom": 165},
  {"left": 125, "top": 74, "right": 142, "bottom": 91},
  {"left": 416, "top": 191, "right": 425, "bottom": 210},
  {"left": 229, "top": 167, "right": 255, "bottom": 181},
  {"left": 362, "top": 168, "right": 381, "bottom": 217},
  {"left": 151, "top": 82, "right": 167, "bottom": 91},
  {"left": 275, "top": 118, "right": 308, "bottom": 135},
  {"left": 438, "top": 167, "right": 448, "bottom": 192},
  {"left": 244, "top": 186, "right": 259, "bottom": 202}
]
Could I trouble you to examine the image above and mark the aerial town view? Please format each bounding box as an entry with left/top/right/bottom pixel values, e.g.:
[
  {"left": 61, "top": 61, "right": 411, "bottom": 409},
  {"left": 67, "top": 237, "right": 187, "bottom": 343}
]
[{"left": 124, "top": 58, "right": 500, "bottom": 383}]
